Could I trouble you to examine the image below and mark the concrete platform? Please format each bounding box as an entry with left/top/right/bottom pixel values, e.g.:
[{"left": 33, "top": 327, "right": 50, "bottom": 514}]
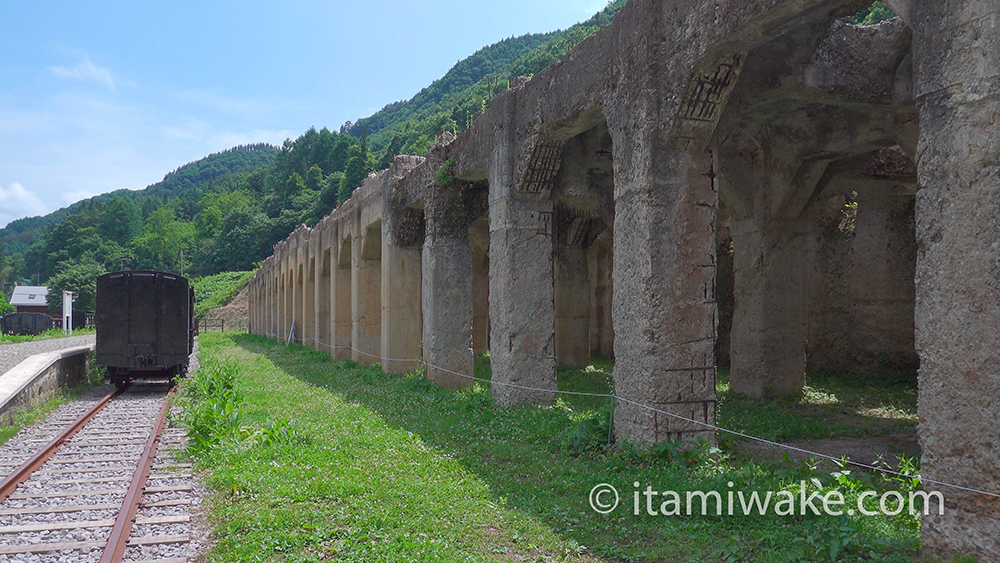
[{"left": 0, "top": 345, "right": 93, "bottom": 426}]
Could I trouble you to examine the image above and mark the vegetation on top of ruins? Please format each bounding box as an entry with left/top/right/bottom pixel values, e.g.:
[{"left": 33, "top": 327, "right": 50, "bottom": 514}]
[
  {"left": 433, "top": 158, "right": 457, "bottom": 187},
  {"left": 850, "top": 1, "right": 897, "bottom": 25}
]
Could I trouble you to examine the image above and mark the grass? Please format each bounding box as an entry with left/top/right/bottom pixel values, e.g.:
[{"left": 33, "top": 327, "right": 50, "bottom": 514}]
[
  {"left": 0, "top": 391, "right": 76, "bottom": 445},
  {"left": 715, "top": 369, "right": 918, "bottom": 445},
  {"left": 0, "top": 327, "right": 95, "bottom": 345},
  {"left": 182, "top": 334, "right": 947, "bottom": 563},
  {"left": 191, "top": 270, "right": 256, "bottom": 317},
  {"left": 0, "top": 352, "right": 105, "bottom": 445}
]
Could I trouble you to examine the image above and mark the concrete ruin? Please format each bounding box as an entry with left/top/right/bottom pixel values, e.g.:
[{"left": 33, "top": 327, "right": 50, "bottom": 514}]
[{"left": 247, "top": 0, "right": 999, "bottom": 556}]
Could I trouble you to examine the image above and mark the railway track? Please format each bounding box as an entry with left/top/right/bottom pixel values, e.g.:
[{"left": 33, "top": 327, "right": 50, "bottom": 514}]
[{"left": 0, "top": 382, "right": 197, "bottom": 563}]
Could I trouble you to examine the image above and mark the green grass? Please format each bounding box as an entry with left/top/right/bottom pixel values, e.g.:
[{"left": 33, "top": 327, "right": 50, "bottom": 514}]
[
  {"left": 185, "top": 334, "right": 938, "bottom": 562},
  {"left": 0, "top": 327, "right": 95, "bottom": 345},
  {"left": 715, "top": 369, "right": 918, "bottom": 445},
  {"left": 191, "top": 270, "right": 255, "bottom": 317},
  {"left": 0, "top": 390, "right": 76, "bottom": 445}
]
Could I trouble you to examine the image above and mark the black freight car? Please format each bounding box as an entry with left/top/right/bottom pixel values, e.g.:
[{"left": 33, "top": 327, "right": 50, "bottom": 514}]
[
  {"left": 1, "top": 312, "right": 55, "bottom": 335},
  {"left": 96, "top": 271, "right": 195, "bottom": 387}
]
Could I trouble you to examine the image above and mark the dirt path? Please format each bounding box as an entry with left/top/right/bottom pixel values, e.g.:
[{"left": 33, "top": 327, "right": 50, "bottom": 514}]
[{"left": 201, "top": 285, "right": 249, "bottom": 332}]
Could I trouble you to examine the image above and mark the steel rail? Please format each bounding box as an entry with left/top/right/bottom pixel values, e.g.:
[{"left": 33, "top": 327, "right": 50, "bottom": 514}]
[
  {"left": 100, "top": 385, "right": 175, "bottom": 563},
  {"left": 0, "top": 384, "right": 128, "bottom": 504}
]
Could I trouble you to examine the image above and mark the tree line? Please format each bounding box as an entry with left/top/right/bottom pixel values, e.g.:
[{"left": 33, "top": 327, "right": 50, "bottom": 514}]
[{"left": 0, "top": 129, "right": 378, "bottom": 311}]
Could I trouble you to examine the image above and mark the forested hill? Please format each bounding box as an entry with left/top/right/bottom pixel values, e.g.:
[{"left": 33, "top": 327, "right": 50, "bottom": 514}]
[
  {"left": 342, "top": 33, "right": 555, "bottom": 148},
  {"left": 345, "top": 0, "right": 628, "bottom": 159},
  {"left": 0, "top": 144, "right": 278, "bottom": 256},
  {"left": 0, "top": 128, "right": 379, "bottom": 299},
  {"left": 144, "top": 144, "right": 278, "bottom": 201}
]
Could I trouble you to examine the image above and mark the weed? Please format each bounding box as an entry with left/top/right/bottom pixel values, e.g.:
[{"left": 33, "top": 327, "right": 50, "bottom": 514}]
[
  {"left": 565, "top": 411, "right": 613, "bottom": 452},
  {"left": 177, "top": 360, "right": 306, "bottom": 454},
  {"left": 433, "top": 158, "right": 456, "bottom": 186}
]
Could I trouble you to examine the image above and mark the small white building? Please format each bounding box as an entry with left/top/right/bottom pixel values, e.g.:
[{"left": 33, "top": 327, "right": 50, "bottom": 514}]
[{"left": 9, "top": 286, "right": 49, "bottom": 314}]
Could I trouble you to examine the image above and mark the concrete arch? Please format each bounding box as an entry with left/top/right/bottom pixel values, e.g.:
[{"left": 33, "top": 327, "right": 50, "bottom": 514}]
[
  {"left": 351, "top": 221, "right": 381, "bottom": 365},
  {"left": 332, "top": 234, "right": 352, "bottom": 359}
]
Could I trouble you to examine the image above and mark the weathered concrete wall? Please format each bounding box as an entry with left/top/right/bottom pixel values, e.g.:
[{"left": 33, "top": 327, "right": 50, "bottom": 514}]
[
  {"left": 245, "top": 0, "right": 999, "bottom": 554},
  {"left": 587, "top": 235, "right": 613, "bottom": 358},
  {"left": 0, "top": 346, "right": 92, "bottom": 426},
  {"left": 807, "top": 184, "right": 918, "bottom": 376}
]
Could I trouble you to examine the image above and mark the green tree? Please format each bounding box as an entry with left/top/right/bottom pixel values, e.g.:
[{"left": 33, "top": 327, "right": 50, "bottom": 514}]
[
  {"left": 203, "top": 209, "right": 274, "bottom": 272},
  {"left": 338, "top": 144, "right": 373, "bottom": 203},
  {"left": 132, "top": 207, "right": 195, "bottom": 272},
  {"left": 100, "top": 196, "right": 143, "bottom": 245},
  {"left": 311, "top": 171, "right": 344, "bottom": 224},
  {"left": 304, "top": 165, "right": 325, "bottom": 193},
  {"left": 0, "top": 291, "right": 13, "bottom": 315},
  {"left": 379, "top": 134, "right": 404, "bottom": 168},
  {"left": 47, "top": 259, "right": 106, "bottom": 313},
  {"left": 0, "top": 236, "right": 6, "bottom": 285}
]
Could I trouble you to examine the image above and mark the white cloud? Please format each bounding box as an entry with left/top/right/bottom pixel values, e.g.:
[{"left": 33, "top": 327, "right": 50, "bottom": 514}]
[
  {"left": 48, "top": 59, "right": 116, "bottom": 89},
  {"left": 61, "top": 189, "right": 98, "bottom": 205},
  {"left": 0, "top": 183, "right": 48, "bottom": 227}
]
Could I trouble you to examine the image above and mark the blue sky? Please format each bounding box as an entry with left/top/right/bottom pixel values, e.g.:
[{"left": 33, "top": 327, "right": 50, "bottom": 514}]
[{"left": 0, "top": 0, "right": 608, "bottom": 228}]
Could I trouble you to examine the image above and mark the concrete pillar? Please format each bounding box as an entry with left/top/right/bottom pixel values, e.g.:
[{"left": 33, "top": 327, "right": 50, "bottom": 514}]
[
  {"left": 352, "top": 224, "right": 381, "bottom": 364},
  {"left": 911, "top": 0, "right": 1000, "bottom": 555},
  {"left": 611, "top": 141, "right": 717, "bottom": 444},
  {"left": 423, "top": 181, "right": 474, "bottom": 388},
  {"left": 283, "top": 267, "right": 292, "bottom": 342},
  {"left": 317, "top": 248, "right": 331, "bottom": 352},
  {"left": 488, "top": 178, "right": 556, "bottom": 406},
  {"left": 247, "top": 283, "right": 253, "bottom": 334},
  {"left": 729, "top": 218, "right": 809, "bottom": 397},
  {"left": 332, "top": 237, "right": 352, "bottom": 359},
  {"left": 807, "top": 192, "right": 917, "bottom": 375},
  {"left": 271, "top": 273, "right": 279, "bottom": 340},
  {"left": 285, "top": 264, "right": 291, "bottom": 340},
  {"left": 381, "top": 237, "right": 421, "bottom": 374},
  {"left": 247, "top": 282, "right": 253, "bottom": 334},
  {"left": 304, "top": 258, "right": 316, "bottom": 349},
  {"left": 292, "top": 260, "right": 305, "bottom": 344},
  {"left": 471, "top": 244, "right": 490, "bottom": 356},
  {"left": 252, "top": 280, "right": 258, "bottom": 334},
  {"left": 274, "top": 272, "right": 280, "bottom": 340},
  {"left": 588, "top": 236, "right": 614, "bottom": 358},
  {"left": 279, "top": 270, "right": 284, "bottom": 340},
  {"left": 555, "top": 241, "right": 590, "bottom": 367}
]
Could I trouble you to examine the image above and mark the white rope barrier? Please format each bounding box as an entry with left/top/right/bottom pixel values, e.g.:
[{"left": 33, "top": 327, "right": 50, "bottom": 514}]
[{"left": 250, "top": 327, "right": 1000, "bottom": 500}]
